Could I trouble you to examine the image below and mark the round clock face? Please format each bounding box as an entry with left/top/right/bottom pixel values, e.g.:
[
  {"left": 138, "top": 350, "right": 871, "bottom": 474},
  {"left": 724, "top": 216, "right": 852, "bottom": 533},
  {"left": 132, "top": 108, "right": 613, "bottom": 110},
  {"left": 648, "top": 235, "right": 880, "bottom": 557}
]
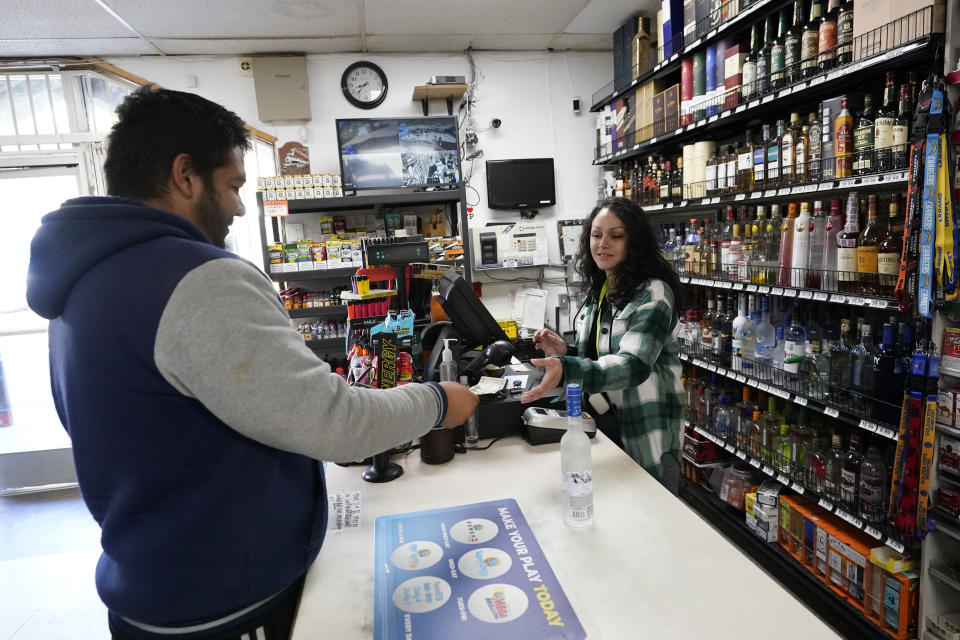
[{"left": 341, "top": 62, "right": 388, "bottom": 109}]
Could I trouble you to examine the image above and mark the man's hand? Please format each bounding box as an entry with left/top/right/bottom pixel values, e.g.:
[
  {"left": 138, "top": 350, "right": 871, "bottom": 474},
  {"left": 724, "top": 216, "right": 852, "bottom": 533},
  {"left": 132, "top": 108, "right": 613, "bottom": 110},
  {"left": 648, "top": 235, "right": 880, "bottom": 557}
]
[
  {"left": 532, "top": 328, "right": 567, "bottom": 356},
  {"left": 520, "top": 358, "right": 563, "bottom": 403},
  {"left": 438, "top": 381, "right": 480, "bottom": 428}
]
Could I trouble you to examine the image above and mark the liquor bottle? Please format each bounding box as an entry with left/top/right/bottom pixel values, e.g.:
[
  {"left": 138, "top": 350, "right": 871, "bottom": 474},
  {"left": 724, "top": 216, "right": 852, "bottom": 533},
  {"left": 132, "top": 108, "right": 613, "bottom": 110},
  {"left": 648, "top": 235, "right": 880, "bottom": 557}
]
[
  {"left": 758, "top": 16, "right": 774, "bottom": 97},
  {"left": 853, "top": 93, "right": 876, "bottom": 176},
  {"left": 808, "top": 442, "right": 827, "bottom": 491},
  {"left": 734, "top": 387, "right": 757, "bottom": 448},
  {"left": 773, "top": 325, "right": 786, "bottom": 385},
  {"left": 748, "top": 409, "right": 764, "bottom": 458},
  {"left": 716, "top": 147, "right": 729, "bottom": 196},
  {"left": 751, "top": 207, "right": 768, "bottom": 283},
  {"left": 706, "top": 146, "right": 721, "bottom": 196},
  {"left": 784, "top": 0, "right": 806, "bottom": 85},
  {"left": 774, "top": 422, "right": 793, "bottom": 473},
  {"left": 672, "top": 157, "right": 684, "bottom": 199},
  {"left": 777, "top": 202, "right": 798, "bottom": 286},
  {"left": 660, "top": 160, "right": 674, "bottom": 202},
  {"left": 761, "top": 397, "right": 784, "bottom": 463},
  {"left": 858, "top": 442, "right": 887, "bottom": 523},
  {"left": 791, "top": 201, "right": 812, "bottom": 287},
  {"left": 836, "top": 0, "right": 854, "bottom": 65},
  {"left": 738, "top": 130, "right": 756, "bottom": 192},
  {"left": 700, "top": 220, "right": 717, "bottom": 277},
  {"left": 851, "top": 323, "right": 876, "bottom": 398},
  {"left": 719, "top": 294, "right": 734, "bottom": 368},
  {"left": 643, "top": 155, "right": 657, "bottom": 204},
  {"left": 834, "top": 97, "right": 854, "bottom": 178},
  {"left": 892, "top": 84, "right": 912, "bottom": 171},
  {"left": 720, "top": 205, "right": 735, "bottom": 276},
  {"left": 713, "top": 395, "right": 735, "bottom": 440},
  {"left": 738, "top": 208, "right": 754, "bottom": 282},
  {"left": 808, "top": 111, "right": 823, "bottom": 182},
  {"left": 700, "top": 295, "right": 716, "bottom": 356},
  {"left": 755, "top": 124, "right": 772, "bottom": 188},
  {"left": 727, "top": 215, "right": 743, "bottom": 280},
  {"left": 800, "top": 0, "right": 824, "bottom": 80},
  {"left": 877, "top": 195, "right": 901, "bottom": 297},
  {"left": 754, "top": 296, "right": 777, "bottom": 380},
  {"left": 743, "top": 24, "right": 760, "bottom": 102},
  {"left": 824, "top": 433, "right": 846, "bottom": 499},
  {"left": 806, "top": 200, "right": 826, "bottom": 287},
  {"left": 654, "top": 159, "right": 666, "bottom": 202},
  {"left": 561, "top": 383, "right": 594, "bottom": 527},
  {"left": 840, "top": 431, "right": 863, "bottom": 508},
  {"left": 631, "top": 16, "right": 652, "bottom": 80},
  {"left": 821, "top": 106, "right": 835, "bottom": 181},
  {"left": 817, "top": 0, "right": 839, "bottom": 72},
  {"left": 767, "top": 119, "right": 785, "bottom": 187},
  {"left": 732, "top": 294, "right": 754, "bottom": 373},
  {"left": 683, "top": 218, "right": 701, "bottom": 275},
  {"left": 711, "top": 293, "right": 725, "bottom": 364},
  {"left": 803, "top": 339, "right": 826, "bottom": 398},
  {"left": 762, "top": 206, "right": 781, "bottom": 284},
  {"left": 796, "top": 123, "right": 810, "bottom": 184},
  {"left": 822, "top": 198, "right": 843, "bottom": 290},
  {"left": 724, "top": 144, "right": 738, "bottom": 195},
  {"left": 874, "top": 73, "right": 897, "bottom": 172},
  {"left": 836, "top": 192, "right": 860, "bottom": 292},
  {"left": 857, "top": 194, "right": 883, "bottom": 294},
  {"left": 770, "top": 8, "right": 790, "bottom": 90},
  {"left": 784, "top": 313, "right": 807, "bottom": 389},
  {"left": 782, "top": 113, "right": 803, "bottom": 185},
  {"left": 873, "top": 323, "right": 905, "bottom": 424}
]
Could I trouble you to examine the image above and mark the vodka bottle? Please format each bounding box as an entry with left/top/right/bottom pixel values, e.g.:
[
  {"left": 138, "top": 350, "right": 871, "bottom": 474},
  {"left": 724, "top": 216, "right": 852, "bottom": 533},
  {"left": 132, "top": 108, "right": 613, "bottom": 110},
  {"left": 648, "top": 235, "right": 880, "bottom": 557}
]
[
  {"left": 783, "top": 313, "right": 807, "bottom": 389},
  {"left": 561, "top": 384, "right": 594, "bottom": 527},
  {"left": 824, "top": 433, "right": 845, "bottom": 500},
  {"left": 773, "top": 325, "right": 786, "bottom": 385},
  {"left": 754, "top": 296, "right": 777, "bottom": 380},
  {"left": 731, "top": 293, "right": 750, "bottom": 371},
  {"left": 713, "top": 395, "right": 735, "bottom": 441},
  {"left": 806, "top": 200, "right": 826, "bottom": 288},
  {"left": 790, "top": 201, "right": 812, "bottom": 287},
  {"left": 840, "top": 432, "right": 863, "bottom": 508},
  {"left": 858, "top": 442, "right": 887, "bottom": 524}
]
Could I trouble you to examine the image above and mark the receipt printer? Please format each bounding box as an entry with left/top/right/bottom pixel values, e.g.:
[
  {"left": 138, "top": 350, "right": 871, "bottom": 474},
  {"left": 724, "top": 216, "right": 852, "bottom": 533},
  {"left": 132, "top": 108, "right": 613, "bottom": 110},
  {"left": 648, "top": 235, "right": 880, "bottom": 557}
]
[{"left": 521, "top": 407, "right": 597, "bottom": 446}]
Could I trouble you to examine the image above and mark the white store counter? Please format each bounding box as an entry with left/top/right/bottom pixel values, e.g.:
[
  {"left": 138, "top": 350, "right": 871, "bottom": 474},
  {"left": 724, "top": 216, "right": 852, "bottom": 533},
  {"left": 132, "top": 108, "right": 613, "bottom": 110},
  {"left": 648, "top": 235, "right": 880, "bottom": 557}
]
[{"left": 292, "top": 433, "right": 841, "bottom": 639}]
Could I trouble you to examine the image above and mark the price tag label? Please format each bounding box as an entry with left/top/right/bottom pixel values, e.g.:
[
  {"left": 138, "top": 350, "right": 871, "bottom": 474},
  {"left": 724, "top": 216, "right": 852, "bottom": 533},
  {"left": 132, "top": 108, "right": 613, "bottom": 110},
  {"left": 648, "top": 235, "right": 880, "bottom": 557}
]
[
  {"left": 778, "top": 188, "right": 791, "bottom": 196},
  {"left": 650, "top": 137, "right": 658, "bottom": 144},
  {"left": 819, "top": 182, "right": 836, "bottom": 191},
  {"left": 839, "top": 179, "right": 857, "bottom": 189},
  {"left": 762, "top": 465, "right": 775, "bottom": 477},
  {"left": 778, "top": 88, "right": 794, "bottom": 98},
  {"left": 751, "top": 191, "right": 762, "bottom": 199},
  {"left": 864, "top": 525, "right": 883, "bottom": 540},
  {"left": 861, "top": 175, "right": 880, "bottom": 185},
  {"left": 813, "top": 292, "right": 829, "bottom": 301},
  {"left": 732, "top": 282, "right": 745, "bottom": 290},
  {"left": 735, "top": 194, "right": 746, "bottom": 201},
  {"left": 746, "top": 285, "right": 758, "bottom": 292},
  {"left": 761, "top": 95, "right": 774, "bottom": 104},
  {"left": 707, "top": 364, "right": 718, "bottom": 372},
  {"left": 793, "top": 396, "right": 808, "bottom": 406},
  {"left": 824, "top": 407, "right": 840, "bottom": 418},
  {"left": 735, "top": 450, "right": 747, "bottom": 460},
  {"left": 710, "top": 197, "right": 721, "bottom": 204},
  {"left": 818, "top": 498, "right": 834, "bottom": 511},
  {"left": 776, "top": 389, "right": 791, "bottom": 400},
  {"left": 758, "top": 383, "right": 770, "bottom": 392},
  {"left": 772, "top": 287, "right": 784, "bottom": 295},
  {"left": 885, "top": 538, "right": 905, "bottom": 554},
  {"left": 791, "top": 483, "right": 805, "bottom": 494},
  {"left": 735, "top": 105, "right": 747, "bottom": 113},
  {"left": 670, "top": 54, "right": 679, "bottom": 62},
  {"left": 681, "top": 275, "right": 690, "bottom": 284},
  {"left": 848, "top": 297, "right": 865, "bottom": 306},
  {"left": 724, "top": 443, "right": 736, "bottom": 453},
  {"left": 687, "top": 124, "right": 696, "bottom": 132},
  {"left": 707, "top": 29, "right": 718, "bottom": 39},
  {"left": 690, "top": 38, "right": 703, "bottom": 48},
  {"left": 748, "top": 100, "right": 760, "bottom": 110},
  {"left": 722, "top": 281, "right": 734, "bottom": 289},
  {"left": 749, "top": 458, "right": 762, "bottom": 468},
  {"left": 735, "top": 375, "right": 746, "bottom": 383},
  {"left": 799, "top": 290, "right": 813, "bottom": 299},
  {"left": 783, "top": 288, "right": 798, "bottom": 297},
  {"left": 721, "top": 110, "right": 732, "bottom": 118},
  {"left": 697, "top": 119, "right": 706, "bottom": 128},
  {"left": 877, "top": 426, "right": 897, "bottom": 440},
  {"left": 868, "top": 299, "right": 889, "bottom": 308},
  {"left": 776, "top": 474, "right": 790, "bottom": 485},
  {"left": 633, "top": 144, "right": 640, "bottom": 151},
  {"left": 830, "top": 294, "right": 847, "bottom": 303},
  {"left": 665, "top": 203, "right": 674, "bottom": 209},
  {"left": 678, "top": 199, "right": 686, "bottom": 206},
  {"left": 758, "top": 286, "right": 770, "bottom": 294},
  {"left": 647, "top": 204, "right": 663, "bottom": 210},
  {"left": 675, "top": 128, "right": 684, "bottom": 136},
  {"left": 263, "top": 200, "right": 290, "bottom": 217},
  {"left": 747, "top": 378, "right": 759, "bottom": 388},
  {"left": 708, "top": 115, "right": 719, "bottom": 123},
  {"left": 809, "top": 75, "right": 826, "bottom": 86},
  {"left": 859, "top": 419, "right": 879, "bottom": 433},
  {"left": 827, "top": 70, "right": 844, "bottom": 82},
  {"left": 763, "top": 190, "right": 777, "bottom": 198}
]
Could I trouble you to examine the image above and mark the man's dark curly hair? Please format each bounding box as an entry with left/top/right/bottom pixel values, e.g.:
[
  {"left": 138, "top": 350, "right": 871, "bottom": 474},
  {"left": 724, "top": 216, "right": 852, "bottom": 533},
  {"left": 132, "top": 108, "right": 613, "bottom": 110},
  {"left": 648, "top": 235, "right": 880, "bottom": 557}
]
[
  {"left": 575, "top": 196, "right": 686, "bottom": 314},
  {"left": 104, "top": 85, "right": 250, "bottom": 201}
]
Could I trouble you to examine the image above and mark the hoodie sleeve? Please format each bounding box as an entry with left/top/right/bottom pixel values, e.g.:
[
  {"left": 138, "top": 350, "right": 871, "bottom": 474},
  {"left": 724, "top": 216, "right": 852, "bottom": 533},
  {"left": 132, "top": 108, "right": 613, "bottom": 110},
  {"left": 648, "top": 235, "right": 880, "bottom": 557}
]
[{"left": 153, "top": 258, "right": 446, "bottom": 462}]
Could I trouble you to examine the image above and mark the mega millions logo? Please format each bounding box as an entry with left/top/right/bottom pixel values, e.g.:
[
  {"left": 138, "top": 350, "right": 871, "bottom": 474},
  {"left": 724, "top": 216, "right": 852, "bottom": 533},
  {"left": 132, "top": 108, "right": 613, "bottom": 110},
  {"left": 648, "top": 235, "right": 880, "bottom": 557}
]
[{"left": 484, "top": 589, "right": 511, "bottom": 620}]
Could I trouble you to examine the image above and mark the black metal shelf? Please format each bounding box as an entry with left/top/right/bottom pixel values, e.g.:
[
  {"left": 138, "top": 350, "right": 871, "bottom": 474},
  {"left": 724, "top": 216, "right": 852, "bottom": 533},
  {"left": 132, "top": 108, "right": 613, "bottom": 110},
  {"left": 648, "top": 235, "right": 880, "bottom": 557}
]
[
  {"left": 257, "top": 188, "right": 463, "bottom": 214},
  {"left": 304, "top": 337, "right": 346, "bottom": 351},
  {"left": 643, "top": 169, "right": 909, "bottom": 215},
  {"left": 685, "top": 419, "right": 913, "bottom": 555},
  {"left": 269, "top": 267, "right": 358, "bottom": 283},
  {"left": 678, "top": 348, "right": 901, "bottom": 441},
  {"left": 595, "top": 31, "right": 938, "bottom": 164},
  {"left": 679, "top": 480, "right": 898, "bottom": 640},
  {"left": 288, "top": 306, "right": 348, "bottom": 319}
]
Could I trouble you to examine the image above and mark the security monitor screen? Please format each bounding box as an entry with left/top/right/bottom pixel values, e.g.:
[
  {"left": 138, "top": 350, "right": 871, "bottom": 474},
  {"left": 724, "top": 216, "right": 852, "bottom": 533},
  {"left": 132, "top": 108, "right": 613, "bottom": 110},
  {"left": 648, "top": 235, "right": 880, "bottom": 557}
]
[{"left": 336, "top": 117, "right": 461, "bottom": 190}]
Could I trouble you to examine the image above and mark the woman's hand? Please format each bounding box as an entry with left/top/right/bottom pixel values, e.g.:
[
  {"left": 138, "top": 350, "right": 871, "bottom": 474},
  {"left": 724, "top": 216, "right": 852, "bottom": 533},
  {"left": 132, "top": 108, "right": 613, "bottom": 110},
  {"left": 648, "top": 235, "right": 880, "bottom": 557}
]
[
  {"left": 521, "top": 358, "right": 563, "bottom": 403},
  {"left": 532, "top": 328, "right": 567, "bottom": 356}
]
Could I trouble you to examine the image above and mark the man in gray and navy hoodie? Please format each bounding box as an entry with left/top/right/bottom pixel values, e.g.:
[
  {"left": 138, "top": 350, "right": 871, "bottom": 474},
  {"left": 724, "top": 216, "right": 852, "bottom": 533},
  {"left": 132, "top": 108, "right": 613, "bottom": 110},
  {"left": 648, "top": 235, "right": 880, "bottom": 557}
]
[{"left": 26, "top": 86, "right": 478, "bottom": 640}]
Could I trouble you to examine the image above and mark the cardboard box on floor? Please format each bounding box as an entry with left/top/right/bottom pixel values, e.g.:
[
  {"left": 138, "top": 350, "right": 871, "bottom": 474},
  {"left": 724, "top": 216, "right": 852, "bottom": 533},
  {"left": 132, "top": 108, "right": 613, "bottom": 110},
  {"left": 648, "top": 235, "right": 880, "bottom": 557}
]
[{"left": 852, "top": 0, "right": 945, "bottom": 60}]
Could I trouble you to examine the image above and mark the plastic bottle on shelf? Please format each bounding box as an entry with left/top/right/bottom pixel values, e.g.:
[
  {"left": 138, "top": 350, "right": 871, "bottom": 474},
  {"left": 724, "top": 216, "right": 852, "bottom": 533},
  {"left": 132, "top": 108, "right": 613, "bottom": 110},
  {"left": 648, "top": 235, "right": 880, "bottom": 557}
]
[{"left": 561, "top": 383, "right": 594, "bottom": 527}]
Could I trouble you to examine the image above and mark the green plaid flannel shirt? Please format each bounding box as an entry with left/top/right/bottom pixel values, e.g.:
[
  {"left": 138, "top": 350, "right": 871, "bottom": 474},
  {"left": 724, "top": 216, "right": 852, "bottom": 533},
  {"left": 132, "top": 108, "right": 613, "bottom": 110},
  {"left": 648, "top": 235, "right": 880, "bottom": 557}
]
[{"left": 558, "top": 278, "right": 684, "bottom": 479}]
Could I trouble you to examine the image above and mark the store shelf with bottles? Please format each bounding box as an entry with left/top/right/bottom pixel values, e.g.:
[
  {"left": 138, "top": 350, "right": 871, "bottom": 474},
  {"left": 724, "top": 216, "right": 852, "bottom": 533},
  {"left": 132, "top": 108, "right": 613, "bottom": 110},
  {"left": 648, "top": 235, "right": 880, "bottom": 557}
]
[
  {"left": 257, "top": 188, "right": 465, "bottom": 214},
  {"left": 593, "top": 7, "right": 939, "bottom": 165},
  {"left": 269, "top": 266, "right": 361, "bottom": 284},
  {"left": 304, "top": 336, "right": 347, "bottom": 352},
  {"left": 678, "top": 480, "right": 896, "bottom": 640},
  {"left": 287, "top": 306, "right": 348, "bottom": 319},
  {"left": 678, "top": 342, "right": 903, "bottom": 440}
]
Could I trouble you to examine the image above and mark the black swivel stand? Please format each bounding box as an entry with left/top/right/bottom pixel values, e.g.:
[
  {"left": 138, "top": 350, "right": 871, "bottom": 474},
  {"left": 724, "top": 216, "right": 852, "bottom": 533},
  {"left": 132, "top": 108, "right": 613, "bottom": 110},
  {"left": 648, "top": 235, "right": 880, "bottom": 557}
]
[{"left": 362, "top": 451, "right": 403, "bottom": 483}]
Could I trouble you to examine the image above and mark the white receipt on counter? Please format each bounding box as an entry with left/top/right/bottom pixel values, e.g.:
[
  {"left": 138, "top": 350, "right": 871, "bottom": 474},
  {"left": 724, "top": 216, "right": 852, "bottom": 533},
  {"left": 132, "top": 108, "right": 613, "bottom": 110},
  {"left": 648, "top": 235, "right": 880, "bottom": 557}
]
[
  {"left": 469, "top": 376, "right": 507, "bottom": 395},
  {"left": 327, "top": 489, "right": 362, "bottom": 531}
]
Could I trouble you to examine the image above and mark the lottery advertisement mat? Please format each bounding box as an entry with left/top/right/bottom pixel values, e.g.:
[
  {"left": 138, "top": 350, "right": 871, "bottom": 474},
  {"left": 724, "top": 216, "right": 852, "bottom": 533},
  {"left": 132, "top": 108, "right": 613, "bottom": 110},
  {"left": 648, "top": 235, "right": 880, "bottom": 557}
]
[{"left": 374, "top": 498, "right": 585, "bottom": 640}]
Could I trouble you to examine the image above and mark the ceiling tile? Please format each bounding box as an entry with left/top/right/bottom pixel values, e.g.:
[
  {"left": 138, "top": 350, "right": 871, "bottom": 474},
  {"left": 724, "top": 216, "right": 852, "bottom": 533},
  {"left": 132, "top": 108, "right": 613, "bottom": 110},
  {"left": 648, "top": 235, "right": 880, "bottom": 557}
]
[
  {"left": 0, "top": 38, "right": 156, "bottom": 56},
  {"left": 151, "top": 37, "right": 364, "bottom": 55},
  {"left": 469, "top": 34, "right": 557, "bottom": 51},
  {"left": 548, "top": 33, "right": 612, "bottom": 51},
  {"left": 365, "top": 0, "right": 588, "bottom": 35},
  {"left": 108, "top": 0, "right": 362, "bottom": 38},
  {"left": 365, "top": 34, "right": 475, "bottom": 53},
  {"left": 0, "top": 0, "right": 133, "bottom": 38},
  {"left": 564, "top": 0, "right": 660, "bottom": 33}
]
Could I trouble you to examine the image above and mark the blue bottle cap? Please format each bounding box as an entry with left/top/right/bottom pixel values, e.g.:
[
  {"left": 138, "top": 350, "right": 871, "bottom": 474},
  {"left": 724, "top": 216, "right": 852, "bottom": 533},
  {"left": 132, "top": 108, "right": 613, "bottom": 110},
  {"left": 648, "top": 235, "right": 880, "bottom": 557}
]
[{"left": 566, "top": 383, "right": 582, "bottom": 417}]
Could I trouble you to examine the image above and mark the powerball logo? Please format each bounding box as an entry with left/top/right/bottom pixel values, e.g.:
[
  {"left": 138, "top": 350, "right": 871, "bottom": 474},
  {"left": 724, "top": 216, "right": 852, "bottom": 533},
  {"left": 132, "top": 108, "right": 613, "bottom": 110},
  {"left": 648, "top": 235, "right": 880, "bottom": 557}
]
[{"left": 484, "top": 589, "right": 510, "bottom": 620}]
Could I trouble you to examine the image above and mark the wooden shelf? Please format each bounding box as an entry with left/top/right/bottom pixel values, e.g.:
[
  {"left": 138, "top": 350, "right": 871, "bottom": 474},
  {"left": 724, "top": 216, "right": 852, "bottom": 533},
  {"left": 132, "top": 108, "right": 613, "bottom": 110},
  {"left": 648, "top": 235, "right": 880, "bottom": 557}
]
[{"left": 412, "top": 84, "right": 467, "bottom": 101}]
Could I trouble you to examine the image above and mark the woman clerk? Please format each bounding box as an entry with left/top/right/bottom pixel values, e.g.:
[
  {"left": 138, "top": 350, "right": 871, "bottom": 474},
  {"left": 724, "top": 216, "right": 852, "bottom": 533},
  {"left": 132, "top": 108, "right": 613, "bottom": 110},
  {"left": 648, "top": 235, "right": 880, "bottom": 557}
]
[{"left": 522, "top": 197, "right": 686, "bottom": 484}]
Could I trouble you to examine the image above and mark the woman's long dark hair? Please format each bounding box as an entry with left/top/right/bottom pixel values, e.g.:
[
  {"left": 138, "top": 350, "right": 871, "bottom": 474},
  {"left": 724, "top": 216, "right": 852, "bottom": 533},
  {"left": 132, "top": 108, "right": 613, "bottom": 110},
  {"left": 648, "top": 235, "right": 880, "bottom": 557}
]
[{"left": 575, "top": 197, "right": 687, "bottom": 315}]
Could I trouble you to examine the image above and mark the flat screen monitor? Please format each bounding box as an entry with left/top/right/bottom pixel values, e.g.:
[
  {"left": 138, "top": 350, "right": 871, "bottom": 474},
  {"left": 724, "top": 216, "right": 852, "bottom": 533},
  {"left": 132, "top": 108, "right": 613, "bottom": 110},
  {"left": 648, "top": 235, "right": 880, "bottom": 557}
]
[
  {"left": 336, "top": 116, "right": 461, "bottom": 190},
  {"left": 485, "top": 158, "right": 556, "bottom": 211},
  {"left": 436, "top": 271, "right": 508, "bottom": 349}
]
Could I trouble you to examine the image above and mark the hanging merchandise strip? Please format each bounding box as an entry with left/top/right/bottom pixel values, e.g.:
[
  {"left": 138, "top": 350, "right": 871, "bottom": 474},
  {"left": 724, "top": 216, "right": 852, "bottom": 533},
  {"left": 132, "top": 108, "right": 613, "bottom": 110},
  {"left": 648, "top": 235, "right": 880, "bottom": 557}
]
[
  {"left": 896, "top": 140, "right": 924, "bottom": 313},
  {"left": 933, "top": 86, "right": 958, "bottom": 301}
]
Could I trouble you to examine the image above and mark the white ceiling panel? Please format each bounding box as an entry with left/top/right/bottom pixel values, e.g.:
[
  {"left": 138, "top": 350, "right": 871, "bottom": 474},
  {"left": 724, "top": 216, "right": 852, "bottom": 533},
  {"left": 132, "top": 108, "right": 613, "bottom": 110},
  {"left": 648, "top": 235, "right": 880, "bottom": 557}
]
[
  {"left": 108, "top": 0, "right": 362, "bottom": 38},
  {"left": 0, "top": 0, "right": 133, "bottom": 39},
  {"left": 548, "top": 33, "right": 612, "bottom": 51},
  {"left": 469, "top": 34, "right": 557, "bottom": 51},
  {"left": 0, "top": 38, "right": 156, "bottom": 56},
  {"left": 152, "top": 37, "right": 363, "bottom": 55},
  {"left": 564, "top": 0, "right": 660, "bottom": 33},
  {"left": 365, "top": 34, "right": 476, "bottom": 53},
  {"left": 364, "top": 0, "right": 589, "bottom": 35}
]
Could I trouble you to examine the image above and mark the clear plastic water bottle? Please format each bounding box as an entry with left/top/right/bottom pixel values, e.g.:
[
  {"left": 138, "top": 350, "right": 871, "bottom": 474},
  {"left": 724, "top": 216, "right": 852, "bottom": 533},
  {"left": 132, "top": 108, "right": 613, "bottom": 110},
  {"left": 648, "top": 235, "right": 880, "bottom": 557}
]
[{"left": 561, "top": 383, "right": 594, "bottom": 527}]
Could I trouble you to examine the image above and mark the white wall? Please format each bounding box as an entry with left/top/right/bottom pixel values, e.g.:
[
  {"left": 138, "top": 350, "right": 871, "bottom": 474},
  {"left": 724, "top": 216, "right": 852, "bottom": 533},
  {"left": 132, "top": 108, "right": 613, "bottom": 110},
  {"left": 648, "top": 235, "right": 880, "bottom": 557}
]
[{"left": 106, "top": 51, "right": 610, "bottom": 330}]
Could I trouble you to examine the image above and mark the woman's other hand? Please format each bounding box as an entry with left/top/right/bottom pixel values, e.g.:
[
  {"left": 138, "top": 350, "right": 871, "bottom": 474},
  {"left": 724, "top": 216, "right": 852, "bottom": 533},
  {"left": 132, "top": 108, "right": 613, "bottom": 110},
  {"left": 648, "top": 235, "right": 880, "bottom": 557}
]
[
  {"left": 521, "top": 358, "right": 563, "bottom": 403},
  {"left": 532, "top": 328, "right": 567, "bottom": 356}
]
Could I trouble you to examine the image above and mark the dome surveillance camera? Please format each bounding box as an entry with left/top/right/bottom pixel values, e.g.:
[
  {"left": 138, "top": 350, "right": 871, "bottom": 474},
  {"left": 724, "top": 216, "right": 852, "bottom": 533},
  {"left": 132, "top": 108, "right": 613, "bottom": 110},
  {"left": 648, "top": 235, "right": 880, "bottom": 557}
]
[{"left": 491, "top": 118, "right": 502, "bottom": 128}]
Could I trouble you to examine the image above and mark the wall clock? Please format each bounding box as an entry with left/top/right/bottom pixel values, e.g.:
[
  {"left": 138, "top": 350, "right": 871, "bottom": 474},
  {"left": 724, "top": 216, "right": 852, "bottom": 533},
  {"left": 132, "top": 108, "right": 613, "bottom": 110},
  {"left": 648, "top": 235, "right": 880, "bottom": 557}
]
[{"left": 341, "top": 61, "right": 388, "bottom": 109}]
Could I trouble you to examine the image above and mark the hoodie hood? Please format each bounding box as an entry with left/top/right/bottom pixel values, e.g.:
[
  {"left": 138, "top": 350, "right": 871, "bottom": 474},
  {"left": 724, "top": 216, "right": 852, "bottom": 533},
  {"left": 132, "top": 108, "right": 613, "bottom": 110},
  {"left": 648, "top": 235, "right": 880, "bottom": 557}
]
[{"left": 27, "top": 196, "right": 211, "bottom": 319}]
